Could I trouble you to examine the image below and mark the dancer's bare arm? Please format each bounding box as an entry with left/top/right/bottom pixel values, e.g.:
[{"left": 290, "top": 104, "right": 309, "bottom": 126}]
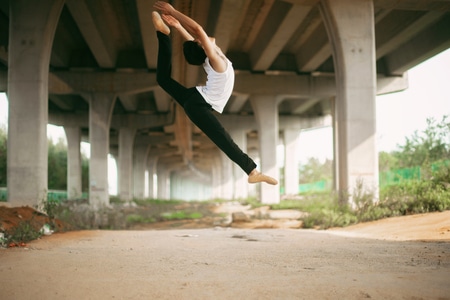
[
  {"left": 154, "top": 1, "right": 226, "bottom": 72},
  {"left": 161, "top": 14, "right": 194, "bottom": 41}
]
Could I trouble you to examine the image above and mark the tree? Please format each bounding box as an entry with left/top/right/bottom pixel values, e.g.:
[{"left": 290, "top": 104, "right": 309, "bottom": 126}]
[
  {"left": 378, "top": 151, "right": 398, "bottom": 172},
  {"left": 393, "top": 115, "right": 449, "bottom": 168},
  {"left": 299, "top": 157, "right": 333, "bottom": 183},
  {"left": 48, "top": 138, "right": 68, "bottom": 190}
]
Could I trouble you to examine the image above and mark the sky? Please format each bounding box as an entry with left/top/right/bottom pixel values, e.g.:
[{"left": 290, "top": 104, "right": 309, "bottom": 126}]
[
  {"left": 296, "top": 48, "right": 450, "bottom": 163},
  {"left": 0, "top": 48, "right": 449, "bottom": 192}
]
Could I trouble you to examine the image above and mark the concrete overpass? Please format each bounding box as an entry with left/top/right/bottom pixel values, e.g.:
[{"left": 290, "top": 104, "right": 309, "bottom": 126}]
[{"left": 0, "top": 0, "right": 449, "bottom": 206}]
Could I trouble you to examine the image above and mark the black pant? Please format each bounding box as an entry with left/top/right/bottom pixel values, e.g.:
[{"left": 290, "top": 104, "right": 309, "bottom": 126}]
[{"left": 156, "top": 32, "right": 256, "bottom": 175}]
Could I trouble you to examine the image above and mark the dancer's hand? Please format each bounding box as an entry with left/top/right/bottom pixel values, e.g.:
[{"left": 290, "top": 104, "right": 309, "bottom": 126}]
[
  {"left": 162, "top": 14, "right": 180, "bottom": 29},
  {"left": 154, "top": 1, "right": 175, "bottom": 15}
]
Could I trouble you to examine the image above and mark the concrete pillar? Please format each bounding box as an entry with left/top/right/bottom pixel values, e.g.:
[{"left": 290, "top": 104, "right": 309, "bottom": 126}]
[
  {"left": 64, "top": 127, "right": 82, "bottom": 199},
  {"left": 133, "top": 145, "right": 148, "bottom": 200},
  {"left": 230, "top": 129, "right": 248, "bottom": 199},
  {"left": 284, "top": 129, "right": 299, "bottom": 195},
  {"left": 86, "top": 93, "right": 116, "bottom": 207},
  {"left": 7, "top": 0, "right": 64, "bottom": 206},
  {"left": 157, "top": 167, "right": 169, "bottom": 199},
  {"left": 250, "top": 95, "right": 280, "bottom": 204},
  {"left": 320, "top": 0, "right": 378, "bottom": 201},
  {"left": 330, "top": 96, "right": 338, "bottom": 191},
  {"left": 220, "top": 152, "right": 233, "bottom": 200},
  {"left": 211, "top": 154, "right": 222, "bottom": 199},
  {"left": 118, "top": 128, "right": 135, "bottom": 201},
  {"left": 147, "top": 156, "right": 158, "bottom": 199}
]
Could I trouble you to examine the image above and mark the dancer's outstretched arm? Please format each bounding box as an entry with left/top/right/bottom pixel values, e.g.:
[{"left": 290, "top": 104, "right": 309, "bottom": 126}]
[
  {"left": 161, "top": 14, "right": 194, "bottom": 41},
  {"left": 154, "top": 1, "right": 226, "bottom": 72}
]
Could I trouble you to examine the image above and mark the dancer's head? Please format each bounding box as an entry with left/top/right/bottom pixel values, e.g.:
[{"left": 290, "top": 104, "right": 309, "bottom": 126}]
[{"left": 183, "top": 41, "right": 207, "bottom": 65}]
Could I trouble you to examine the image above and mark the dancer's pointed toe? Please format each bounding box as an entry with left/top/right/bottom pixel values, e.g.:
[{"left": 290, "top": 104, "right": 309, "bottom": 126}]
[
  {"left": 248, "top": 170, "right": 278, "bottom": 185},
  {"left": 152, "top": 11, "right": 170, "bottom": 35}
]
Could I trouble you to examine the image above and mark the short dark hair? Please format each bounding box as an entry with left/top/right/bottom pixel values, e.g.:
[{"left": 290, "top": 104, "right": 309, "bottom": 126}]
[{"left": 183, "top": 41, "right": 207, "bottom": 65}]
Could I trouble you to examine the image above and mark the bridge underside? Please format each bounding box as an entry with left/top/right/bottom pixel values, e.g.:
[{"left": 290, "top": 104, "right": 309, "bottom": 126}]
[{"left": 0, "top": 0, "right": 449, "bottom": 205}]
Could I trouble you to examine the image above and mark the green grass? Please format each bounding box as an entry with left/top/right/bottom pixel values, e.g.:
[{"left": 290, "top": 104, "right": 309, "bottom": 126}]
[{"left": 275, "top": 167, "right": 450, "bottom": 229}]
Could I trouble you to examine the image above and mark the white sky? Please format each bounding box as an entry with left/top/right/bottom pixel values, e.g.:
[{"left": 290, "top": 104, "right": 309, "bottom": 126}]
[
  {"left": 297, "top": 48, "right": 450, "bottom": 163},
  {"left": 0, "top": 48, "right": 449, "bottom": 191}
]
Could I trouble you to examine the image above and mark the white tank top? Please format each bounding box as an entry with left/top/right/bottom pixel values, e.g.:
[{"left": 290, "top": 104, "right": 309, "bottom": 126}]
[{"left": 196, "top": 56, "right": 235, "bottom": 114}]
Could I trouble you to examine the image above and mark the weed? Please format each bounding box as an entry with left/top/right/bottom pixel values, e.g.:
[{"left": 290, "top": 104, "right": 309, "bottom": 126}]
[
  {"left": 126, "top": 214, "right": 156, "bottom": 224},
  {"left": 5, "top": 217, "right": 42, "bottom": 245},
  {"left": 281, "top": 166, "right": 450, "bottom": 229},
  {"left": 41, "top": 199, "right": 59, "bottom": 229},
  {"left": 161, "top": 211, "right": 203, "bottom": 220}
]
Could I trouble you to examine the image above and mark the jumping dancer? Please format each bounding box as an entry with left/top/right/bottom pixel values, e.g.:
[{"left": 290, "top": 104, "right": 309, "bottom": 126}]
[{"left": 152, "top": 1, "right": 277, "bottom": 185}]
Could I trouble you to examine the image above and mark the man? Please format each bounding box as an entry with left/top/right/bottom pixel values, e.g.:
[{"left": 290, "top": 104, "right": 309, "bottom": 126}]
[{"left": 152, "top": 1, "right": 277, "bottom": 185}]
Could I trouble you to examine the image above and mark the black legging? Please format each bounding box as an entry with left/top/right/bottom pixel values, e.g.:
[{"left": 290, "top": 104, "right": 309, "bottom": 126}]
[{"left": 156, "top": 31, "right": 256, "bottom": 175}]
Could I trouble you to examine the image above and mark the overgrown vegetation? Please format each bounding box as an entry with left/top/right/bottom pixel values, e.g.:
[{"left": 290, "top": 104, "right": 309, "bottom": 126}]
[
  {"left": 271, "top": 161, "right": 450, "bottom": 229},
  {"left": 47, "top": 198, "right": 211, "bottom": 230},
  {"left": 5, "top": 218, "right": 43, "bottom": 245},
  {"left": 284, "top": 115, "right": 450, "bottom": 228}
]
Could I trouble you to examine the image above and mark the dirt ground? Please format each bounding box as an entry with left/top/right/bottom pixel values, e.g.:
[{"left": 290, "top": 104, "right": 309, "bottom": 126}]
[{"left": 0, "top": 206, "right": 449, "bottom": 299}]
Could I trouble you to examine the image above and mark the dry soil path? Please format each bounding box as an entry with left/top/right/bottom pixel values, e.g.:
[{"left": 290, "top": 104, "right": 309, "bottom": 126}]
[{"left": 1, "top": 211, "right": 449, "bottom": 300}]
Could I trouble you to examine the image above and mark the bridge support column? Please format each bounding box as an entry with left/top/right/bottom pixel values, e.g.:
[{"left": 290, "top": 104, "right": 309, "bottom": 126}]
[
  {"left": 147, "top": 156, "right": 158, "bottom": 199},
  {"left": 211, "top": 153, "right": 221, "bottom": 199},
  {"left": 64, "top": 127, "right": 82, "bottom": 199},
  {"left": 156, "top": 167, "right": 170, "bottom": 200},
  {"left": 283, "top": 129, "right": 299, "bottom": 196},
  {"left": 230, "top": 129, "right": 249, "bottom": 200},
  {"left": 85, "top": 93, "right": 116, "bottom": 207},
  {"left": 320, "top": 0, "right": 378, "bottom": 202},
  {"left": 7, "top": 0, "right": 64, "bottom": 206},
  {"left": 118, "top": 128, "right": 135, "bottom": 201},
  {"left": 133, "top": 145, "right": 148, "bottom": 200},
  {"left": 220, "top": 152, "right": 233, "bottom": 200},
  {"left": 250, "top": 95, "right": 280, "bottom": 204}
]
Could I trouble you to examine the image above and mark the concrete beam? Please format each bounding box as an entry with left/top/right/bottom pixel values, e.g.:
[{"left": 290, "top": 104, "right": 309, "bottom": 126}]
[
  {"left": 234, "top": 73, "right": 336, "bottom": 97},
  {"left": 0, "top": 46, "right": 7, "bottom": 65},
  {"left": 50, "top": 71, "right": 158, "bottom": 94},
  {"left": 385, "top": 14, "right": 450, "bottom": 75},
  {"left": 65, "top": 0, "right": 117, "bottom": 68},
  {"left": 49, "top": 95, "right": 74, "bottom": 111},
  {"left": 251, "top": 3, "right": 311, "bottom": 70},
  {"left": 290, "top": 98, "right": 321, "bottom": 114},
  {"left": 0, "top": 71, "right": 7, "bottom": 92},
  {"left": 153, "top": 87, "right": 171, "bottom": 112},
  {"left": 118, "top": 94, "right": 138, "bottom": 111},
  {"left": 374, "top": 0, "right": 450, "bottom": 11},
  {"left": 133, "top": 135, "right": 174, "bottom": 147},
  {"left": 377, "top": 11, "right": 446, "bottom": 59},
  {"left": 226, "top": 93, "right": 249, "bottom": 113},
  {"left": 377, "top": 73, "right": 409, "bottom": 95},
  {"left": 136, "top": 0, "right": 158, "bottom": 69},
  {"left": 295, "top": 23, "right": 331, "bottom": 72},
  {"left": 214, "top": 0, "right": 249, "bottom": 53}
]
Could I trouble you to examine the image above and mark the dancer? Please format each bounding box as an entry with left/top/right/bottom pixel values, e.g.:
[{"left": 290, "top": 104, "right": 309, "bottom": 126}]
[{"left": 152, "top": 1, "right": 277, "bottom": 185}]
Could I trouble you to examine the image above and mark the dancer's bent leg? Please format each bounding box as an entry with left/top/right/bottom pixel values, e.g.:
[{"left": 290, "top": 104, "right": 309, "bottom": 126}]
[{"left": 183, "top": 92, "right": 256, "bottom": 174}]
